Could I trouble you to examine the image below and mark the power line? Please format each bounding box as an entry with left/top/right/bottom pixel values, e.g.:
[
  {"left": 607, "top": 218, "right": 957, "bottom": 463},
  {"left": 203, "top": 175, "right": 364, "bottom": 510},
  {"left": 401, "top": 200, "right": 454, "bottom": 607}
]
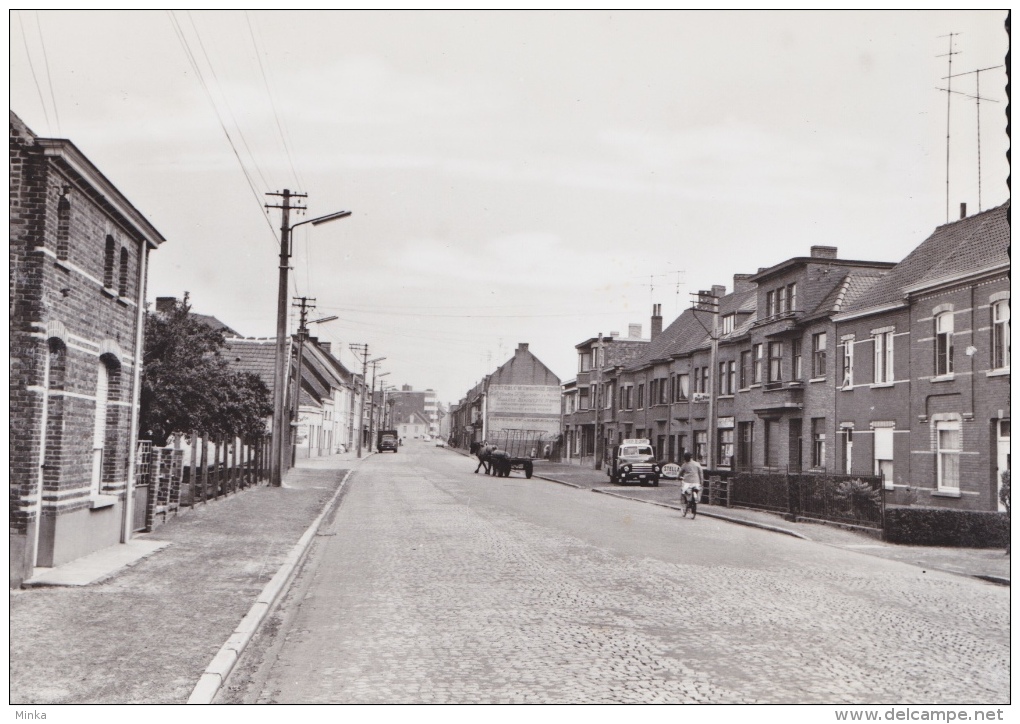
[
  {"left": 34, "top": 11, "right": 60, "bottom": 136},
  {"left": 245, "top": 10, "right": 304, "bottom": 191},
  {"left": 16, "top": 12, "right": 51, "bottom": 132},
  {"left": 167, "top": 11, "right": 278, "bottom": 250}
]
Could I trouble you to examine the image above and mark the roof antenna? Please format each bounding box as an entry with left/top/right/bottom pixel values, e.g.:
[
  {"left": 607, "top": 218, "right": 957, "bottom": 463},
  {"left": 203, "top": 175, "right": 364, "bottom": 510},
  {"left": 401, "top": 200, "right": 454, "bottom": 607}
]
[
  {"left": 939, "top": 64, "right": 1003, "bottom": 212},
  {"left": 936, "top": 32, "right": 961, "bottom": 224}
]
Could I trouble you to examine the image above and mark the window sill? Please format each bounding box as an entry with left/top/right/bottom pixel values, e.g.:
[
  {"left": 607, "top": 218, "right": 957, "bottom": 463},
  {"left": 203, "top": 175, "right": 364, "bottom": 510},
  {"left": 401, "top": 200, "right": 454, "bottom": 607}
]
[
  {"left": 869, "top": 382, "right": 895, "bottom": 389},
  {"left": 89, "top": 494, "right": 117, "bottom": 510},
  {"left": 101, "top": 286, "right": 118, "bottom": 298},
  {"left": 931, "top": 374, "right": 955, "bottom": 383},
  {"left": 931, "top": 489, "right": 962, "bottom": 499},
  {"left": 54, "top": 258, "right": 72, "bottom": 272},
  {"left": 116, "top": 296, "right": 130, "bottom": 307},
  {"left": 809, "top": 377, "right": 826, "bottom": 383},
  {"left": 717, "top": 394, "right": 734, "bottom": 400},
  {"left": 986, "top": 368, "right": 1010, "bottom": 378}
]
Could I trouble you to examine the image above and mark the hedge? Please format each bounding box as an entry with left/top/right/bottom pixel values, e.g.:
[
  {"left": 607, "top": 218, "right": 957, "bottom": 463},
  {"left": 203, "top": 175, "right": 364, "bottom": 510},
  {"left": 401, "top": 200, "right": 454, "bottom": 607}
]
[{"left": 884, "top": 506, "right": 1010, "bottom": 547}]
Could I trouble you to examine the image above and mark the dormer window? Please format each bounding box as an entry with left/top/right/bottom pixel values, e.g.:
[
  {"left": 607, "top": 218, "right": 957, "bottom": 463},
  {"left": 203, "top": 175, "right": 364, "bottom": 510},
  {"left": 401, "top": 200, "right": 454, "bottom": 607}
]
[{"left": 722, "top": 313, "right": 734, "bottom": 334}]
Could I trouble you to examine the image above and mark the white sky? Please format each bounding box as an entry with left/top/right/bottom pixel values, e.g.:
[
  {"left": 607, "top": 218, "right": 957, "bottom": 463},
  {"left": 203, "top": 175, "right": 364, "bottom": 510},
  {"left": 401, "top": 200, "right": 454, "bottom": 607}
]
[{"left": 10, "top": 10, "right": 1010, "bottom": 407}]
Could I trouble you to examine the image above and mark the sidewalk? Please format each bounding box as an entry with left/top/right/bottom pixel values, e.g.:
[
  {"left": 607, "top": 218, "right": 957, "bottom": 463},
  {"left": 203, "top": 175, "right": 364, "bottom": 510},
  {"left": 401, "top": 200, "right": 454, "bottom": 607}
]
[
  {"left": 521, "top": 457, "right": 1010, "bottom": 586},
  {"left": 10, "top": 452, "right": 364, "bottom": 705}
]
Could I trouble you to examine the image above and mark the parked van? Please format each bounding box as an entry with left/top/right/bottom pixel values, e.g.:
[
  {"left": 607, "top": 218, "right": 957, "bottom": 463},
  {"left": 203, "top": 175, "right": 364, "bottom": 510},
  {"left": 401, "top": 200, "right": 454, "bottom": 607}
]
[{"left": 607, "top": 438, "right": 660, "bottom": 486}]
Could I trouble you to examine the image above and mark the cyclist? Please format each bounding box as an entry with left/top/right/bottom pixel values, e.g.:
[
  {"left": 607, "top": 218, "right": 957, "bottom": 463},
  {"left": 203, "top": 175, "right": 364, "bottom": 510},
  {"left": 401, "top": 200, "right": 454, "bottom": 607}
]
[{"left": 679, "top": 452, "right": 703, "bottom": 519}]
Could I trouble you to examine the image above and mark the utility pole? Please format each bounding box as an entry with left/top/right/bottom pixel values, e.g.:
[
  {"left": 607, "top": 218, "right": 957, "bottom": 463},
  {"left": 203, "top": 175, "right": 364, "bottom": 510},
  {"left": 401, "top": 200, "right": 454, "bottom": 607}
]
[
  {"left": 350, "top": 343, "right": 369, "bottom": 458},
  {"left": 691, "top": 290, "right": 720, "bottom": 469},
  {"left": 266, "top": 189, "right": 306, "bottom": 486},
  {"left": 367, "top": 366, "right": 388, "bottom": 452}
]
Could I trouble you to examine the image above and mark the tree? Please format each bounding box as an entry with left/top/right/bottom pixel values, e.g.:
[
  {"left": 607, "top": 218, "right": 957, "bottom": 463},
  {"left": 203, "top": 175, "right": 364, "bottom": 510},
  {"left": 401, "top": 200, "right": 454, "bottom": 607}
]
[{"left": 140, "top": 294, "right": 272, "bottom": 446}]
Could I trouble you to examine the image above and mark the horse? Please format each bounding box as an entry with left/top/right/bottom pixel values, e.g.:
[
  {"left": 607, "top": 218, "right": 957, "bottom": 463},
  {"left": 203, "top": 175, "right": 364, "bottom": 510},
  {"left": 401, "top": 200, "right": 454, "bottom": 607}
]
[{"left": 474, "top": 442, "right": 494, "bottom": 474}]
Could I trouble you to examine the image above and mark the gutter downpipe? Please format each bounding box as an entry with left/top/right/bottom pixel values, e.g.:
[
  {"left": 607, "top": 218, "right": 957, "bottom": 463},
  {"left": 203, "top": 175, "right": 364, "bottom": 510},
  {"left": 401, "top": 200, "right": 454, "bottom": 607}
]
[{"left": 122, "top": 238, "right": 148, "bottom": 544}]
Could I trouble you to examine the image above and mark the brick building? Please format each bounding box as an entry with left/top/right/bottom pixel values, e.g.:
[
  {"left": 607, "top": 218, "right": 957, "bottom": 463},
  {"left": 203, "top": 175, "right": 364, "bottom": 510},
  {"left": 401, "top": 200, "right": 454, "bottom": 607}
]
[
  {"left": 450, "top": 343, "right": 561, "bottom": 448},
  {"left": 565, "top": 206, "right": 1009, "bottom": 512},
  {"left": 385, "top": 385, "right": 439, "bottom": 437},
  {"left": 832, "top": 203, "right": 1010, "bottom": 511},
  {"left": 561, "top": 320, "right": 649, "bottom": 465},
  {"left": 10, "top": 111, "right": 166, "bottom": 586}
]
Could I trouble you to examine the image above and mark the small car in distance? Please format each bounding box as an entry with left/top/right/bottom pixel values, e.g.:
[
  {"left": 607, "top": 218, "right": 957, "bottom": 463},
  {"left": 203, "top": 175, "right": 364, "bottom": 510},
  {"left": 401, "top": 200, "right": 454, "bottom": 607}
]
[
  {"left": 377, "top": 430, "right": 399, "bottom": 453},
  {"left": 607, "top": 438, "right": 660, "bottom": 486}
]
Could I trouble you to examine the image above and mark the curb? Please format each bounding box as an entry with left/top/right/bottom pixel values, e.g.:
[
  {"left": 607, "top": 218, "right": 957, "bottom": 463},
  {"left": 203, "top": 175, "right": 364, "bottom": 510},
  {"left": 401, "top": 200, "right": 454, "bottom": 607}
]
[
  {"left": 588, "top": 487, "right": 810, "bottom": 539},
  {"left": 972, "top": 574, "right": 1010, "bottom": 587},
  {"left": 187, "top": 465, "right": 358, "bottom": 704}
]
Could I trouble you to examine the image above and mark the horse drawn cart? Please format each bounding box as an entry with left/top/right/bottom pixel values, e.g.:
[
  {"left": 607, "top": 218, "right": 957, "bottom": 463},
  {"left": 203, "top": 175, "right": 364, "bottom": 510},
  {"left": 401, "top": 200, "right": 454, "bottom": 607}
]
[{"left": 485, "top": 429, "right": 550, "bottom": 478}]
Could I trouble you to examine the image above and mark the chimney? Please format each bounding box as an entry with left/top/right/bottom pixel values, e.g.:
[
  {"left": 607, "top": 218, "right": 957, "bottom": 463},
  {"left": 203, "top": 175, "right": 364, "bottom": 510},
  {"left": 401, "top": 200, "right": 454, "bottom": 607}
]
[
  {"left": 609, "top": 331, "right": 619, "bottom": 338},
  {"left": 317, "top": 341, "right": 331, "bottom": 355},
  {"left": 960, "top": 202, "right": 967, "bottom": 219},
  {"left": 628, "top": 323, "right": 642, "bottom": 339},
  {"left": 155, "top": 296, "right": 177, "bottom": 313},
  {"left": 711, "top": 285, "right": 726, "bottom": 299},
  {"left": 733, "top": 274, "right": 755, "bottom": 293},
  {"left": 517, "top": 342, "right": 529, "bottom": 353},
  {"left": 651, "top": 304, "right": 663, "bottom": 340},
  {"left": 810, "top": 245, "right": 838, "bottom": 259},
  {"left": 402, "top": 384, "right": 412, "bottom": 391}
]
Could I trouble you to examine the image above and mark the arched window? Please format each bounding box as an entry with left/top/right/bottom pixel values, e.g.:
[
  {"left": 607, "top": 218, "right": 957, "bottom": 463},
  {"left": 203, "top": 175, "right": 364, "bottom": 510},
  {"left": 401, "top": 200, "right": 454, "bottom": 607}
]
[
  {"left": 118, "top": 248, "right": 129, "bottom": 297},
  {"left": 44, "top": 339, "right": 67, "bottom": 488},
  {"left": 56, "top": 194, "right": 70, "bottom": 261},
  {"left": 91, "top": 357, "right": 121, "bottom": 496},
  {"left": 103, "top": 235, "right": 116, "bottom": 289}
]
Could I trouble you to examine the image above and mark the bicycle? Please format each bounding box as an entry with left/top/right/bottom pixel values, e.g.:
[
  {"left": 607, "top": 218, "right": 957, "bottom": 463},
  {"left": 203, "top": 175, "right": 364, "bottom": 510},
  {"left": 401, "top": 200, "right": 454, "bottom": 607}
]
[{"left": 682, "top": 484, "right": 701, "bottom": 519}]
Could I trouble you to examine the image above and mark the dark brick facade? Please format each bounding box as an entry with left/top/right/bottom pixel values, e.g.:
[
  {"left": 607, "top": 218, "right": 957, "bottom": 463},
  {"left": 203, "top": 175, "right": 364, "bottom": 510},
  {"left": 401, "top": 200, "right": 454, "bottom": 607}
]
[
  {"left": 9, "top": 111, "right": 165, "bottom": 585},
  {"left": 565, "top": 205, "right": 1009, "bottom": 513}
]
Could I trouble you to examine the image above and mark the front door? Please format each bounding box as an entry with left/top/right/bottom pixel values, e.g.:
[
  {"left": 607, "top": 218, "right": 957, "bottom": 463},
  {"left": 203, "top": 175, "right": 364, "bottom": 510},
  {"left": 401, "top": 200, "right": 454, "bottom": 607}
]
[{"left": 788, "top": 418, "right": 803, "bottom": 472}]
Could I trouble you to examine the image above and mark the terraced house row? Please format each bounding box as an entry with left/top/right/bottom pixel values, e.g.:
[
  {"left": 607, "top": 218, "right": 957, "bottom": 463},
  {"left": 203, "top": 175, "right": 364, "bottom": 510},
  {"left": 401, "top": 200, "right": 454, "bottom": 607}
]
[{"left": 562, "top": 203, "right": 1010, "bottom": 513}]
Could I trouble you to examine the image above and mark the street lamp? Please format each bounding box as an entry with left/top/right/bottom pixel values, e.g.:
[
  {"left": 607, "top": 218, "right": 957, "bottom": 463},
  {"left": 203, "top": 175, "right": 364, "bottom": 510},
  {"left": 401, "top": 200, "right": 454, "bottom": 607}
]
[
  {"left": 356, "top": 356, "right": 386, "bottom": 458},
  {"left": 269, "top": 203, "right": 352, "bottom": 487}
]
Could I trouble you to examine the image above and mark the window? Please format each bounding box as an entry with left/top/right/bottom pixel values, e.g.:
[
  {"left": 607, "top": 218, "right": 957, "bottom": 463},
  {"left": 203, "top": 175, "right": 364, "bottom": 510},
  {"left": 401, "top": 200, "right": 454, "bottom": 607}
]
[
  {"left": 91, "top": 362, "right": 110, "bottom": 496},
  {"left": 700, "top": 367, "right": 709, "bottom": 395},
  {"left": 811, "top": 418, "right": 826, "bottom": 468},
  {"left": 765, "top": 290, "right": 775, "bottom": 317},
  {"left": 56, "top": 193, "right": 70, "bottom": 261},
  {"left": 768, "top": 342, "right": 783, "bottom": 384},
  {"left": 722, "top": 314, "right": 735, "bottom": 334},
  {"left": 936, "top": 420, "right": 961, "bottom": 491},
  {"left": 777, "top": 285, "right": 787, "bottom": 314},
  {"left": 718, "top": 428, "right": 734, "bottom": 468},
  {"left": 726, "top": 361, "right": 736, "bottom": 395},
  {"left": 578, "top": 352, "right": 591, "bottom": 372},
  {"left": 694, "top": 431, "right": 707, "bottom": 464},
  {"left": 740, "top": 351, "right": 751, "bottom": 388},
  {"left": 874, "top": 427, "right": 894, "bottom": 490},
  {"left": 118, "top": 248, "right": 129, "bottom": 297},
  {"left": 719, "top": 362, "right": 728, "bottom": 395},
  {"left": 622, "top": 386, "right": 632, "bottom": 410},
  {"left": 658, "top": 378, "right": 667, "bottom": 405},
  {"left": 935, "top": 312, "right": 953, "bottom": 376},
  {"left": 992, "top": 300, "right": 1010, "bottom": 370},
  {"left": 874, "top": 331, "right": 894, "bottom": 384},
  {"left": 752, "top": 344, "right": 763, "bottom": 384},
  {"left": 737, "top": 421, "right": 753, "bottom": 470},
  {"left": 841, "top": 339, "right": 854, "bottom": 388},
  {"left": 103, "top": 235, "right": 116, "bottom": 289},
  {"left": 605, "top": 382, "right": 614, "bottom": 409},
  {"left": 579, "top": 388, "right": 590, "bottom": 410},
  {"left": 637, "top": 384, "right": 644, "bottom": 408},
  {"left": 788, "top": 283, "right": 797, "bottom": 312},
  {"left": 677, "top": 374, "right": 689, "bottom": 401},
  {"left": 792, "top": 338, "right": 802, "bottom": 380},
  {"left": 649, "top": 379, "right": 657, "bottom": 405},
  {"left": 812, "top": 333, "right": 827, "bottom": 378}
]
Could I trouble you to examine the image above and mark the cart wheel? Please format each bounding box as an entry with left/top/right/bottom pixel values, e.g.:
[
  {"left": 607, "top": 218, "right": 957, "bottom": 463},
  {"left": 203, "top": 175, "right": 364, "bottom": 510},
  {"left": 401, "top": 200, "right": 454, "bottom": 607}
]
[{"left": 524, "top": 461, "right": 533, "bottom": 479}]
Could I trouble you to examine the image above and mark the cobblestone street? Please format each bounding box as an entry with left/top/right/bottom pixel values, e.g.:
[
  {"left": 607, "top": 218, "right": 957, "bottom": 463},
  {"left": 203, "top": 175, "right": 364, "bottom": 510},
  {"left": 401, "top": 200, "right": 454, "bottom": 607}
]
[{"left": 223, "top": 444, "right": 1010, "bottom": 705}]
